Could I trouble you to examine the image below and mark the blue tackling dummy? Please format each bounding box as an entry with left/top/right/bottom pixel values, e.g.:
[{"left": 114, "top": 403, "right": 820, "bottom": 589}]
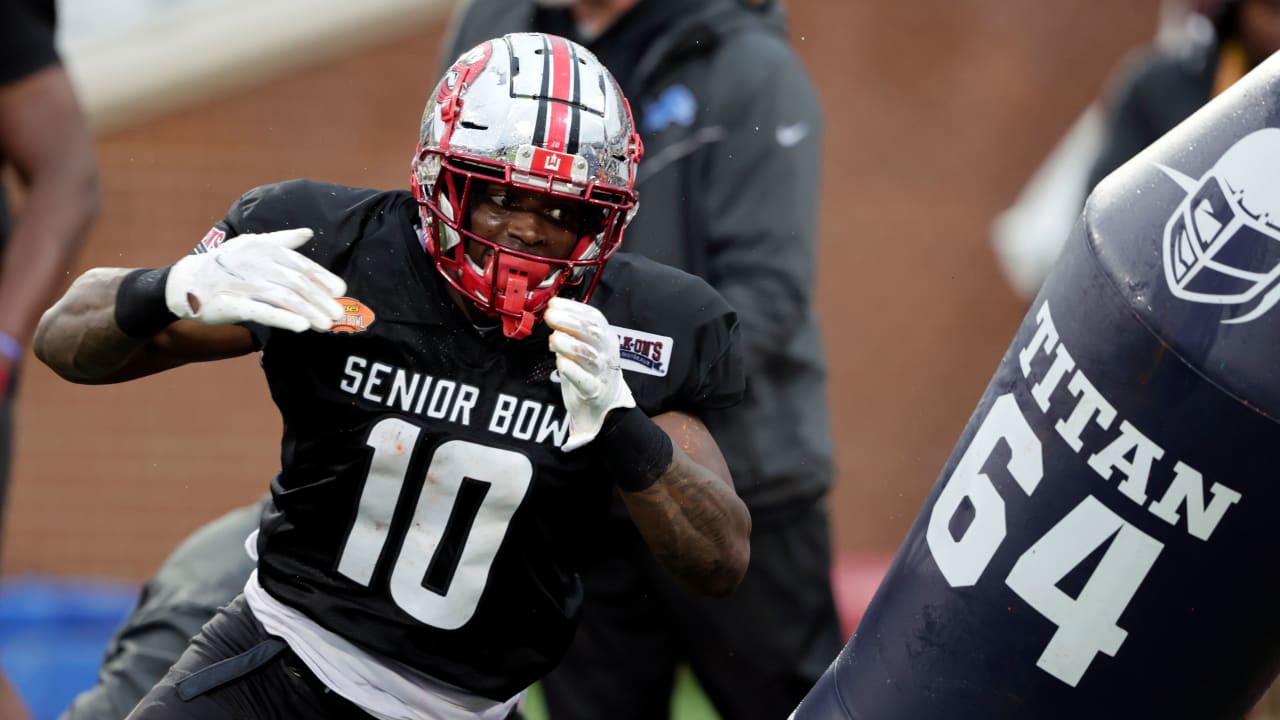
[{"left": 792, "top": 52, "right": 1280, "bottom": 720}]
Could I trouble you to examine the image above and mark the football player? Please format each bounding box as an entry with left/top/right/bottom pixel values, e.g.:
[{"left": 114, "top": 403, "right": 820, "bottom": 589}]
[{"left": 34, "top": 32, "right": 750, "bottom": 720}]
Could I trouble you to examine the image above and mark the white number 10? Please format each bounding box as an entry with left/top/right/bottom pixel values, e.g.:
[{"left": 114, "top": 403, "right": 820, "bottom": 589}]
[
  {"left": 336, "top": 417, "right": 532, "bottom": 630},
  {"left": 926, "top": 394, "right": 1164, "bottom": 686}
]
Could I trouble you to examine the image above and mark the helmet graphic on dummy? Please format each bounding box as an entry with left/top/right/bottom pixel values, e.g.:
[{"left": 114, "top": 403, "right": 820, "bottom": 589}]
[{"left": 1159, "top": 127, "right": 1280, "bottom": 324}]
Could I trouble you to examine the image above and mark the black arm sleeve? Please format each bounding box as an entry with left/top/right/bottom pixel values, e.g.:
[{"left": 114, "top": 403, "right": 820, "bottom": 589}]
[{"left": 1086, "top": 48, "right": 1216, "bottom": 194}]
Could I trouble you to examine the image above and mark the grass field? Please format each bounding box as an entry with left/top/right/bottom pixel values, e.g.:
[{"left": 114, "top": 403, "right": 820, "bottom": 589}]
[{"left": 522, "top": 667, "right": 719, "bottom": 719}]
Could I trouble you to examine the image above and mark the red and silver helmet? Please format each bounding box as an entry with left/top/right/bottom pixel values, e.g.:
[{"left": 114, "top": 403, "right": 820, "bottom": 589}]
[{"left": 411, "top": 32, "right": 643, "bottom": 339}]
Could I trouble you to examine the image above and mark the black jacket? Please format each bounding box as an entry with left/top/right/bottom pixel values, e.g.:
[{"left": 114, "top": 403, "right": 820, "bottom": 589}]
[
  {"left": 442, "top": 0, "right": 832, "bottom": 513},
  {"left": 1088, "top": 37, "right": 1219, "bottom": 192}
]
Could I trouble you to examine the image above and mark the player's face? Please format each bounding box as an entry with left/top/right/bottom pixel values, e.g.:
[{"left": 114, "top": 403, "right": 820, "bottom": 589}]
[{"left": 466, "top": 182, "right": 591, "bottom": 264}]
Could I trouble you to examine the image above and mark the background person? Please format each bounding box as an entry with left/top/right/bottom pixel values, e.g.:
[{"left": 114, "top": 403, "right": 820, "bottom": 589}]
[
  {"left": 59, "top": 503, "right": 261, "bottom": 720},
  {"left": 1088, "top": 0, "right": 1280, "bottom": 189},
  {"left": 991, "top": 0, "right": 1280, "bottom": 301},
  {"left": 0, "top": 0, "right": 99, "bottom": 543},
  {"left": 1, "top": 0, "right": 100, "bottom": 717},
  {"left": 441, "top": 2, "right": 841, "bottom": 718}
]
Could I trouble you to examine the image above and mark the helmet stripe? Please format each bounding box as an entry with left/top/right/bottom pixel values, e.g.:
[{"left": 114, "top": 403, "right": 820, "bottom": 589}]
[
  {"left": 546, "top": 34, "right": 574, "bottom": 152},
  {"left": 533, "top": 35, "right": 552, "bottom": 151},
  {"left": 566, "top": 38, "right": 582, "bottom": 155}
]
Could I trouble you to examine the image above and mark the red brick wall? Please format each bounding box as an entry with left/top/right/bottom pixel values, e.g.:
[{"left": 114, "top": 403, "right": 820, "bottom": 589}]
[{"left": 2, "top": 1, "right": 1162, "bottom": 581}]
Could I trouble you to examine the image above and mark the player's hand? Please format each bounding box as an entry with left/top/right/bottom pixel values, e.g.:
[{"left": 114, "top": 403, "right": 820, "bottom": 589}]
[
  {"left": 545, "top": 296, "right": 636, "bottom": 451},
  {"left": 164, "top": 228, "right": 347, "bottom": 333}
]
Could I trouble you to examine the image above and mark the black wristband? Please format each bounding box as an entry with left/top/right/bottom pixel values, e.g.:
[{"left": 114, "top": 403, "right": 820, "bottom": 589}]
[
  {"left": 594, "top": 406, "right": 674, "bottom": 493},
  {"left": 115, "top": 267, "right": 179, "bottom": 338}
]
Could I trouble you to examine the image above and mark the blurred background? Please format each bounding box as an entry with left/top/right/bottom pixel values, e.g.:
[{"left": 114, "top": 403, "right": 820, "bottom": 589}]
[{"left": 0, "top": 0, "right": 1169, "bottom": 717}]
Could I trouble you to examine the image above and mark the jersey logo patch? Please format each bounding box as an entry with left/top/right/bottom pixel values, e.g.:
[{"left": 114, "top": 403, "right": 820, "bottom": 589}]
[
  {"left": 642, "top": 84, "right": 696, "bottom": 135},
  {"left": 611, "top": 325, "right": 671, "bottom": 377},
  {"left": 331, "top": 297, "right": 376, "bottom": 334},
  {"left": 193, "top": 227, "right": 226, "bottom": 254}
]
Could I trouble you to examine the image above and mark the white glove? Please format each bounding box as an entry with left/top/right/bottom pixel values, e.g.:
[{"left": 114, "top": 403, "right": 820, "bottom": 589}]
[
  {"left": 545, "top": 296, "right": 636, "bottom": 451},
  {"left": 165, "top": 228, "right": 347, "bottom": 333}
]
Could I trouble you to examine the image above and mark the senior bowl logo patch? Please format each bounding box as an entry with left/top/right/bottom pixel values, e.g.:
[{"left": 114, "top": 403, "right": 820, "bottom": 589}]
[
  {"left": 611, "top": 325, "right": 672, "bottom": 377},
  {"left": 331, "top": 297, "right": 375, "bottom": 334}
]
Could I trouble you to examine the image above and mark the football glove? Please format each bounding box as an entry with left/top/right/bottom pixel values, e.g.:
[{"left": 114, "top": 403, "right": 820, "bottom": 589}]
[
  {"left": 164, "top": 228, "right": 347, "bottom": 333},
  {"left": 545, "top": 296, "right": 636, "bottom": 452}
]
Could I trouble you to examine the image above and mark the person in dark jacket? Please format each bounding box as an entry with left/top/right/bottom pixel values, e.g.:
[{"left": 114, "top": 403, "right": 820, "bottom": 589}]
[
  {"left": 59, "top": 2, "right": 841, "bottom": 719},
  {"left": 441, "top": 2, "right": 841, "bottom": 719},
  {"left": 60, "top": 503, "right": 261, "bottom": 720},
  {"left": 992, "top": 0, "right": 1280, "bottom": 303},
  {"left": 1088, "top": 0, "right": 1280, "bottom": 191}
]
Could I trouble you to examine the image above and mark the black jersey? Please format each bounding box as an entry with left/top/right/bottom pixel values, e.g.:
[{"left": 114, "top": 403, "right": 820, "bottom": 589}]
[{"left": 204, "top": 179, "right": 743, "bottom": 700}]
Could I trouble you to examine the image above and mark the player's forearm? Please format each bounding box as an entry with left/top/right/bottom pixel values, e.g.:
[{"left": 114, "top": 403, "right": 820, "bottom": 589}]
[
  {"left": 0, "top": 148, "right": 98, "bottom": 350},
  {"left": 621, "top": 449, "right": 751, "bottom": 596},
  {"left": 33, "top": 267, "right": 149, "bottom": 383},
  {"left": 0, "top": 63, "right": 100, "bottom": 352},
  {"left": 544, "top": 299, "right": 750, "bottom": 592}
]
